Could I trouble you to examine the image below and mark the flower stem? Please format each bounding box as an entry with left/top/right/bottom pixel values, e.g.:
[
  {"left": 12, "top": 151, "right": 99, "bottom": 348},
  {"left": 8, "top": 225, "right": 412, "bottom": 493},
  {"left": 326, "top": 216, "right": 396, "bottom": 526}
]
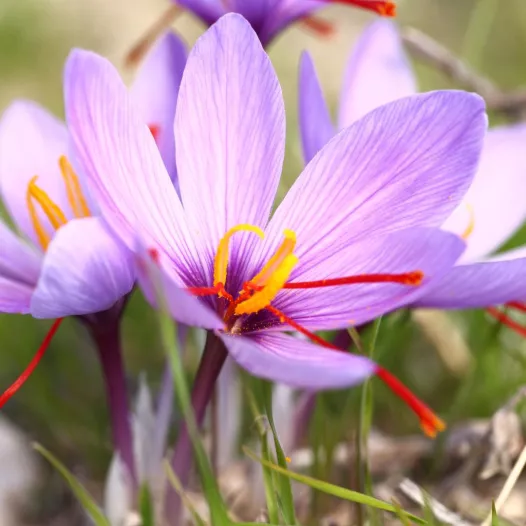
[
  {"left": 88, "top": 316, "right": 136, "bottom": 490},
  {"left": 165, "top": 331, "right": 228, "bottom": 523}
]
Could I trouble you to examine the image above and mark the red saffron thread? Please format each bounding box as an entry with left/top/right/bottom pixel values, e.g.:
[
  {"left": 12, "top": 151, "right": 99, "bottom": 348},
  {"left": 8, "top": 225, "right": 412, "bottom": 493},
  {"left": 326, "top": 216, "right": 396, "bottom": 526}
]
[{"left": 0, "top": 318, "right": 64, "bottom": 408}]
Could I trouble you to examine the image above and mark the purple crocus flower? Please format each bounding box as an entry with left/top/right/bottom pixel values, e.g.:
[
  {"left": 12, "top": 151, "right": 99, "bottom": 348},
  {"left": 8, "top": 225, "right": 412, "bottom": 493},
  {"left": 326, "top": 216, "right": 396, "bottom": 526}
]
[
  {"left": 174, "top": 0, "right": 395, "bottom": 46},
  {"left": 0, "top": 30, "right": 186, "bottom": 486},
  {"left": 128, "top": 0, "right": 395, "bottom": 69},
  {"left": 299, "top": 19, "right": 526, "bottom": 310},
  {"left": 65, "top": 13, "right": 486, "bottom": 436}
]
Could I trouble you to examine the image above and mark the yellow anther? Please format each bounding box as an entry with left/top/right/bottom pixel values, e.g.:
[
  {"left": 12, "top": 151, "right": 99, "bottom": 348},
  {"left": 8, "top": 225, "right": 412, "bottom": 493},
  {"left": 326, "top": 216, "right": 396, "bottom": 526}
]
[
  {"left": 213, "top": 224, "right": 265, "bottom": 286},
  {"left": 235, "top": 253, "right": 298, "bottom": 315},
  {"left": 461, "top": 204, "right": 475, "bottom": 240},
  {"left": 26, "top": 176, "right": 68, "bottom": 250},
  {"left": 59, "top": 155, "right": 91, "bottom": 218},
  {"left": 251, "top": 229, "right": 297, "bottom": 287}
]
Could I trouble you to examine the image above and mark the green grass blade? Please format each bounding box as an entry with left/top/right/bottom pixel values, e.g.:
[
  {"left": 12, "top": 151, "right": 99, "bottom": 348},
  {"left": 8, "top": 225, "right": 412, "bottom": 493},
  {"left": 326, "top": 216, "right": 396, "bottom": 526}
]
[
  {"left": 151, "top": 266, "right": 230, "bottom": 525},
  {"left": 262, "top": 381, "right": 297, "bottom": 525},
  {"left": 164, "top": 461, "right": 208, "bottom": 526},
  {"left": 244, "top": 447, "right": 426, "bottom": 525},
  {"left": 139, "top": 484, "right": 155, "bottom": 526},
  {"left": 491, "top": 502, "right": 500, "bottom": 526},
  {"left": 34, "top": 443, "right": 110, "bottom": 526}
]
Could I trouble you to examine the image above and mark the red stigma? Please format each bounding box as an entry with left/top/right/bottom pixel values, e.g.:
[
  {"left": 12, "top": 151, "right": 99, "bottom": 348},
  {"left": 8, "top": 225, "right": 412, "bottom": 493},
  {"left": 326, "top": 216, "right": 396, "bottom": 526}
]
[
  {"left": 0, "top": 318, "right": 63, "bottom": 408},
  {"left": 265, "top": 305, "right": 444, "bottom": 437},
  {"left": 148, "top": 124, "right": 161, "bottom": 144},
  {"left": 283, "top": 271, "right": 423, "bottom": 290},
  {"left": 375, "top": 367, "right": 445, "bottom": 437},
  {"left": 300, "top": 16, "right": 335, "bottom": 37},
  {"left": 487, "top": 306, "right": 526, "bottom": 338},
  {"left": 329, "top": 0, "right": 396, "bottom": 16}
]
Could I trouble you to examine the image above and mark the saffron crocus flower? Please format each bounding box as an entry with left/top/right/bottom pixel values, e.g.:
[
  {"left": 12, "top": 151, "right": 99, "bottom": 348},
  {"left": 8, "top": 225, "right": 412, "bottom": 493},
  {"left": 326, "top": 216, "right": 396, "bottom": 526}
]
[
  {"left": 299, "top": 19, "right": 526, "bottom": 310},
  {"left": 0, "top": 30, "right": 186, "bottom": 486},
  {"left": 65, "top": 12, "right": 486, "bottom": 436},
  {"left": 127, "top": 0, "right": 395, "bottom": 69},
  {"left": 175, "top": 0, "right": 395, "bottom": 46},
  {"left": 105, "top": 375, "right": 173, "bottom": 525}
]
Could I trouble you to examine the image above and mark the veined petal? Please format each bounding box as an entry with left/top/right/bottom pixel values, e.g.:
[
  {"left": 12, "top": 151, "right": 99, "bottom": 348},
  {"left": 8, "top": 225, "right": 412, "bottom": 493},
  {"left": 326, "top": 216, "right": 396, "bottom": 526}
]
[
  {"left": 338, "top": 20, "right": 417, "bottom": 128},
  {"left": 253, "top": 91, "right": 486, "bottom": 277},
  {"left": 272, "top": 228, "right": 465, "bottom": 330},
  {"left": 442, "top": 124, "right": 526, "bottom": 262},
  {"left": 175, "top": 13, "right": 285, "bottom": 286},
  {"left": 131, "top": 31, "right": 186, "bottom": 185},
  {"left": 299, "top": 52, "right": 335, "bottom": 164},
  {"left": 31, "top": 217, "right": 135, "bottom": 318},
  {"left": 64, "top": 49, "right": 202, "bottom": 285},
  {"left": 0, "top": 277, "right": 34, "bottom": 314},
  {"left": 136, "top": 248, "right": 225, "bottom": 330},
  {"left": 414, "top": 256, "right": 526, "bottom": 308},
  {"left": 219, "top": 331, "right": 376, "bottom": 389},
  {"left": 0, "top": 220, "right": 41, "bottom": 286},
  {"left": 0, "top": 100, "right": 73, "bottom": 245}
]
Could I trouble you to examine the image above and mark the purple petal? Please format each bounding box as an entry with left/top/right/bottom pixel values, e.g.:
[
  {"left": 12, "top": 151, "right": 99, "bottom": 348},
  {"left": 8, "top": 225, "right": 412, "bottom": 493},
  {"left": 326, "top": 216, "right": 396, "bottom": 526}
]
[
  {"left": 175, "top": 13, "right": 285, "bottom": 283},
  {"left": 175, "top": 0, "right": 225, "bottom": 25},
  {"left": 0, "top": 100, "right": 73, "bottom": 246},
  {"left": 64, "top": 49, "right": 202, "bottom": 285},
  {"left": 271, "top": 228, "right": 465, "bottom": 330},
  {"left": 136, "top": 248, "right": 225, "bottom": 330},
  {"left": 31, "top": 217, "right": 135, "bottom": 318},
  {"left": 0, "top": 220, "right": 41, "bottom": 286},
  {"left": 442, "top": 124, "right": 526, "bottom": 262},
  {"left": 259, "top": 0, "right": 325, "bottom": 46},
  {"left": 299, "top": 52, "right": 335, "bottom": 164},
  {"left": 414, "top": 257, "right": 526, "bottom": 308},
  {"left": 251, "top": 91, "right": 486, "bottom": 280},
  {"left": 219, "top": 331, "right": 376, "bottom": 389},
  {"left": 0, "top": 277, "right": 34, "bottom": 313},
  {"left": 338, "top": 20, "right": 417, "bottom": 129},
  {"left": 131, "top": 31, "right": 186, "bottom": 186}
]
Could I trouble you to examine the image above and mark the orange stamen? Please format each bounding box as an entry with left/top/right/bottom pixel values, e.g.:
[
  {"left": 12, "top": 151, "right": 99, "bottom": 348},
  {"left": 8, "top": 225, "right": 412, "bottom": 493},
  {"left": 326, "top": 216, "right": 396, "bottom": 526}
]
[
  {"left": 265, "top": 305, "right": 444, "bottom": 437},
  {"left": 0, "top": 318, "right": 64, "bottom": 408},
  {"left": 26, "top": 176, "right": 69, "bottom": 250},
  {"left": 148, "top": 124, "right": 161, "bottom": 143},
  {"left": 487, "top": 307, "right": 526, "bottom": 338},
  {"left": 461, "top": 204, "right": 475, "bottom": 240},
  {"left": 300, "top": 16, "right": 335, "bottom": 37},
  {"left": 284, "top": 271, "right": 423, "bottom": 289},
  {"left": 214, "top": 225, "right": 265, "bottom": 287},
  {"left": 59, "top": 155, "right": 91, "bottom": 219},
  {"left": 329, "top": 0, "right": 396, "bottom": 16}
]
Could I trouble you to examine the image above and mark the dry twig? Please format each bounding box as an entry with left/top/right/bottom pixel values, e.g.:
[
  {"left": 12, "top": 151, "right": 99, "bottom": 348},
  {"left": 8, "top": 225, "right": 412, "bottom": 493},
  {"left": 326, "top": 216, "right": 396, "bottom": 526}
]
[{"left": 402, "top": 27, "right": 526, "bottom": 118}]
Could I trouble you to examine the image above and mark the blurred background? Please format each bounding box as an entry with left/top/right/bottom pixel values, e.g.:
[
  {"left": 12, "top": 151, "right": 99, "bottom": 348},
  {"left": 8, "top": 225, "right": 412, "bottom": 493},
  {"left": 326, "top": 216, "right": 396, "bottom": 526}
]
[{"left": 2, "top": 0, "right": 526, "bottom": 524}]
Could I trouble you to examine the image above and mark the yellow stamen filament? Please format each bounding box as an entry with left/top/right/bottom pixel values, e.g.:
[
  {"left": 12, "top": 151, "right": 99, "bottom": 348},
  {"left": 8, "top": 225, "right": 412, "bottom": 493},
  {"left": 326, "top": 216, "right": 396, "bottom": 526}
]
[
  {"left": 26, "top": 176, "right": 68, "bottom": 250},
  {"left": 250, "top": 229, "right": 296, "bottom": 287},
  {"left": 461, "top": 204, "right": 475, "bottom": 240},
  {"left": 213, "top": 224, "right": 265, "bottom": 286},
  {"left": 235, "top": 253, "right": 299, "bottom": 315},
  {"left": 59, "top": 155, "right": 91, "bottom": 218}
]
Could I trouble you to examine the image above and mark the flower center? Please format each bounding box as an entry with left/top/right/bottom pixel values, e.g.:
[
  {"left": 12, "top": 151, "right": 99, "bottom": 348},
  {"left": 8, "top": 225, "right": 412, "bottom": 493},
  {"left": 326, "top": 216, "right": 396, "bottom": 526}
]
[
  {"left": 189, "top": 223, "right": 424, "bottom": 326},
  {"left": 26, "top": 156, "right": 91, "bottom": 250},
  {"left": 185, "top": 224, "right": 443, "bottom": 437}
]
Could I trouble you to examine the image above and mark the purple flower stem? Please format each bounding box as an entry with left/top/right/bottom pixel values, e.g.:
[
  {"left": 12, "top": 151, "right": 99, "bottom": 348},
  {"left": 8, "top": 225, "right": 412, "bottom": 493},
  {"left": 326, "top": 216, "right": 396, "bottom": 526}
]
[
  {"left": 87, "top": 315, "right": 137, "bottom": 491},
  {"left": 164, "top": 331, "right": 228, "bottom": 525}
]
